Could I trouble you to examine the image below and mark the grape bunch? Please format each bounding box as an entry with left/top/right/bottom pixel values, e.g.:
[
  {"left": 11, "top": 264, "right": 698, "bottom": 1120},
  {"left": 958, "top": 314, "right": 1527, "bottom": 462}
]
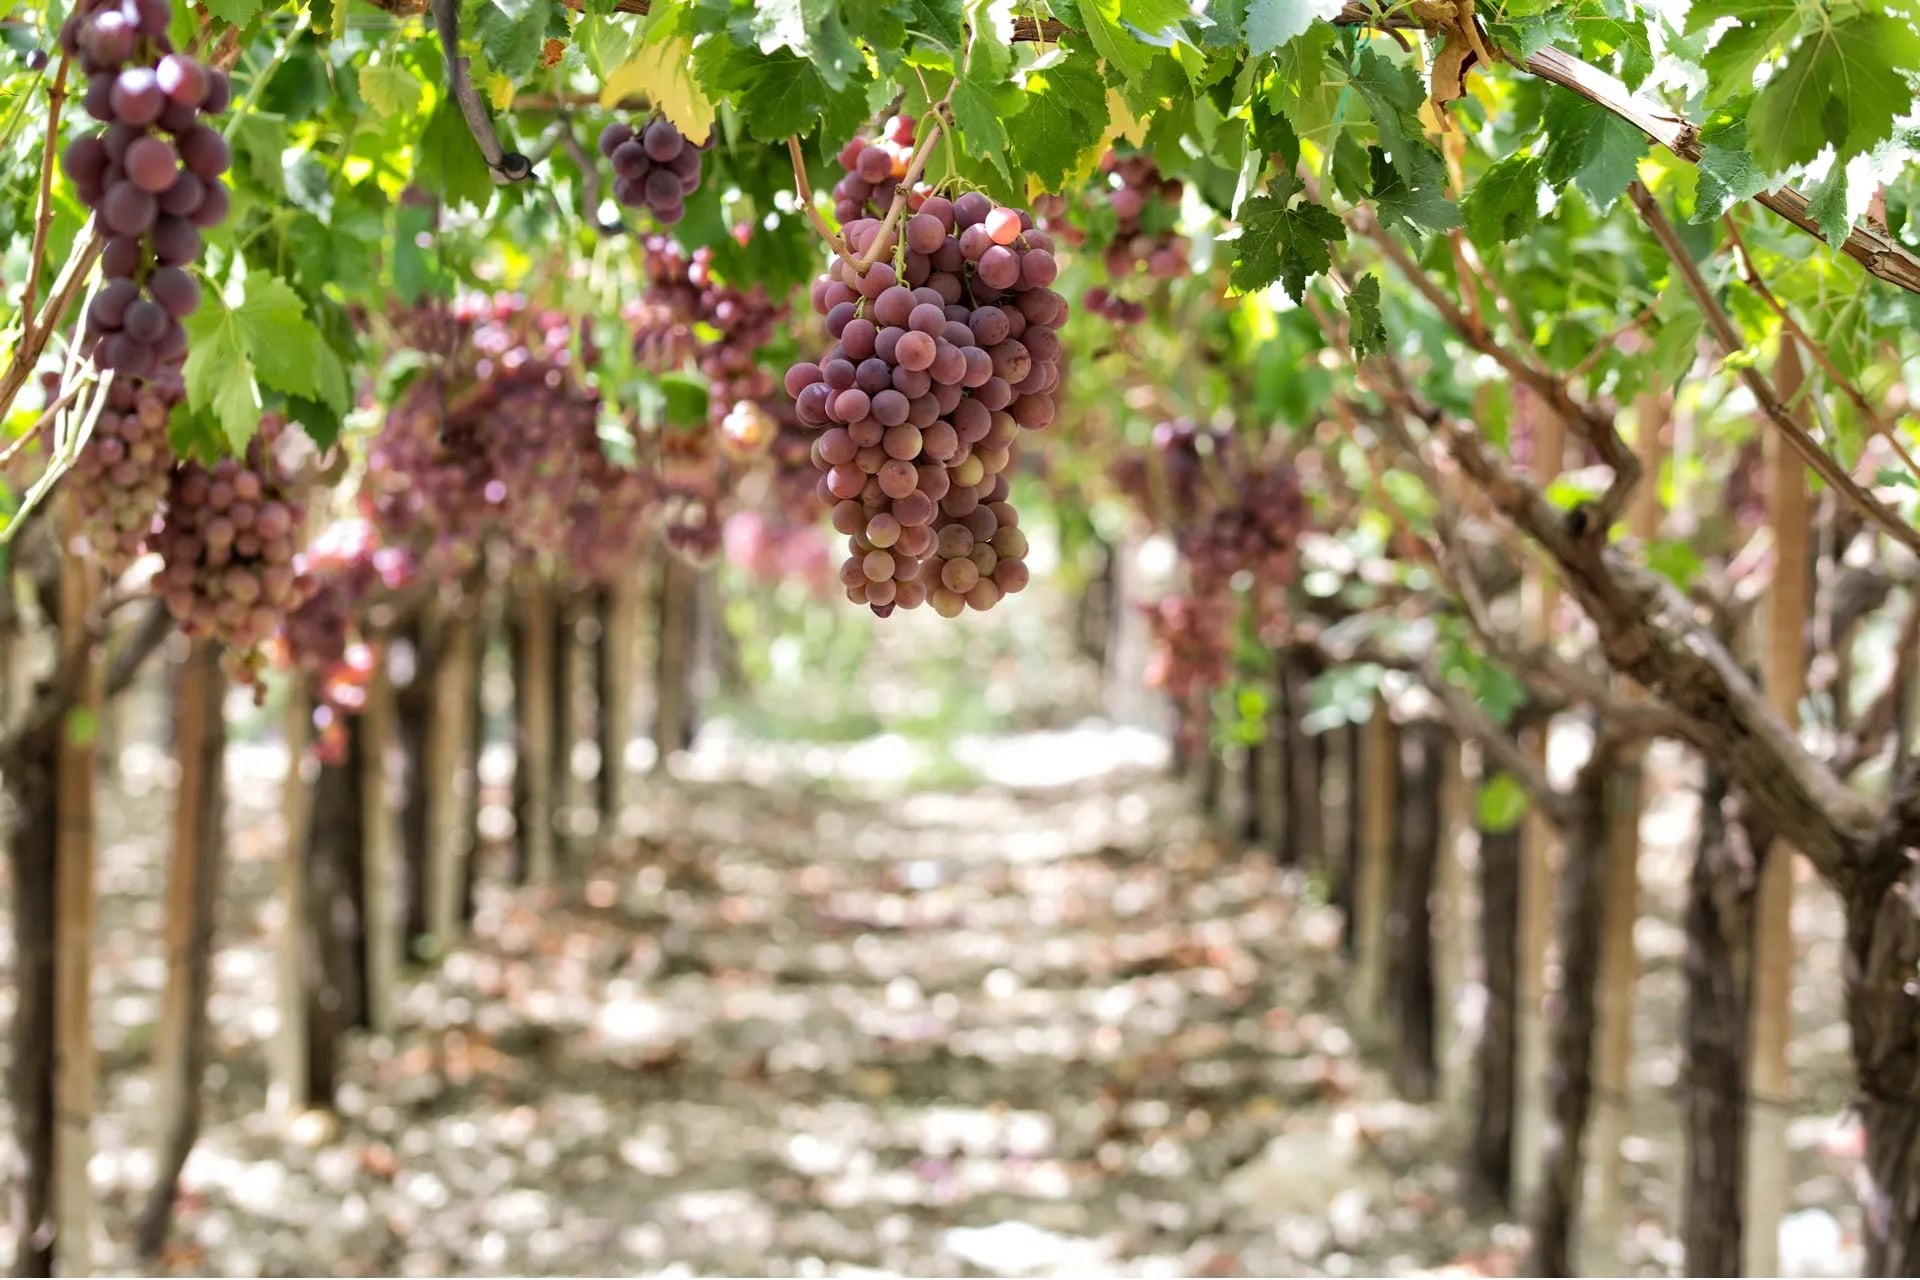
[
  {"left": 65, "top": 373, "right": 177, "bottom": 570},
  {"left": 597, "top": 117, "right": 705, "bottom": 225},
  {"left": 363, "top": 297, "right": 605, "bottom": 578},
  {"left": 787, "top": 119, "right": 1065, "bottom": 616},
  {"left": 1179, "top": 465, "right": 1306, "bottom": 605},
  {"left": 152, "top": 415, "right": 317, "bottom": 691},
  {"left": 1082, "top": 151, "right": 1187, "bottom": 323},
  {"left": 626, "top": 235, "right": 705, "bottom": 373},
  {"left": 57, "top": 0, "right": 230, "bottom": 570},
  {"left": 1142, "top": 592, "right": 1234, "bottom": 748}
]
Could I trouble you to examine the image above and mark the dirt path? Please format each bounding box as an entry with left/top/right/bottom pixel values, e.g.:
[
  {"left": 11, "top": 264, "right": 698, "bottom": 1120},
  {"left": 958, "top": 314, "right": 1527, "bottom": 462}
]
[{"left": 1, "top": 729, "right": 1865, "bottom": 1276}]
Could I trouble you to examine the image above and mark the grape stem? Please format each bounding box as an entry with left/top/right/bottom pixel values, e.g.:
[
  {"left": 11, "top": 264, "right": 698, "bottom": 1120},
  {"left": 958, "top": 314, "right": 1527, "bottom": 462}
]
[
  {"left": 18, "top": 54, "right": 70, "bottom": 355},
  {"left": 0, "top": 382, "right": 82, "bottom": 471},
  {"left": 852, "top": 96, "right": 951, "bottom": 274},
  {"left": 429, "top": 0, "right": 532, "bottom": 183},
  {"left": 786, "top": 135, "right": 861, "bottom": 274},
  {"left": 0, "top": 234, "right": 102, "bottom": 435}
]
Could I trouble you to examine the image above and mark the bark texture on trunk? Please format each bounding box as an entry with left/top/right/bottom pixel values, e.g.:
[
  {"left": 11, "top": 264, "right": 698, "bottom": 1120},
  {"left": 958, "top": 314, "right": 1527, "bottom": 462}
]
[
  {"left": 1529, "top": 744, "right": 1619, "bottom": 1277},
  {"left": 5, "top": 760, "right": 57, "bottom": 1278},
  {"left": 395, "top": 617, "right": 435, "bottom": 955},
  {"left": 1389, "top": 721, "right": 1444, "bottom": 1102},
  {"left": 1848, "top": 771, "right": 1920, "bottom": 1276},
  {"left": 301, "top": 717, "right": 368, "bottom": 1105},
  {"left": 136, "top": 642, "right": 226, "bottom": 1261},
  {"left": 1682, "top": 766, "right": 1758, "bottom": 1278},
  {"left": 1469, "top": 814, "right": 1521, "bottom": 1210},
  {"left": 1281, "top": 657, "right": 1323, "bottom": 871}
]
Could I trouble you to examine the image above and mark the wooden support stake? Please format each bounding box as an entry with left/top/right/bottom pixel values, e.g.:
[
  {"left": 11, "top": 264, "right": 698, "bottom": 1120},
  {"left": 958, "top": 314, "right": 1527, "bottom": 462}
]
[
  {"left": 358, "top": 646, "right": 401, "bottom": 1034},
  {"left": 273, "top": 681, "right": 312, "bottom": 1119},
  {"left": 596, "top": 575, "right": 639, "bottom": 828},
  {"left": 1746, "top": 341, "right": 1810, "bottom": 1276},
  {"left": 425, "top": 607, "right": 479, "bottom": 950},
  {"left": 52, "top": 499, "right": 99, "bottom": 1276},
  {"left": 1433, "top": 732, "right": 1470, "bottom": 1105},
  {"left": 1583, "top": 391, "right": 1667, "bottom": 1273},
  {"left": 137, "top": 640, "right": 224, "bottom": 1261},
  {"left": 1514, "top": 396, "right": 1567, "bottom": 1207},
  {"left": 551, "top": 591, "right": 580, "bottom": 865},
  {"left": 652, "top": 554, "right": 694, "bottom": 771},
  {"left": 1352, "top": 694, "right": 1398, "bottom": 1039},
  {"left": 517, "top": 577, "right": 557, "bottom": 882}
]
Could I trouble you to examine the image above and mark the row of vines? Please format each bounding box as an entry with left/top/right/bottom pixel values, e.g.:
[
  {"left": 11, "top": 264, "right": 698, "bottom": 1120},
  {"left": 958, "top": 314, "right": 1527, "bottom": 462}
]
[{"left": 3, "top": 0, "right": 1920, "bottom": 1274}]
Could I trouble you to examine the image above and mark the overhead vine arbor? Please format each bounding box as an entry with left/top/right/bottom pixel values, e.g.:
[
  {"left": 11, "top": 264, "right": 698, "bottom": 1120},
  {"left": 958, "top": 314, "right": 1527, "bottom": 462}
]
[{"left": 2, "top": 0, "right": 1919, "bottom": 1273}]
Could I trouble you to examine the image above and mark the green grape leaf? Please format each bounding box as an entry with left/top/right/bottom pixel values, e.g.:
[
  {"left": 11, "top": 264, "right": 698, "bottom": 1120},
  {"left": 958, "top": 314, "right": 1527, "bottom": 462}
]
[
  {"left": 1476, "top": 772, "right": 1530, "bottom": 832},
  {"left": 1803, "top": 162, "right": 1856, "bottom": 247},
  {"left": 1693, "top": 118, "right": 1766, "bottom": 223},
  {"left": 741, "top": 0, "right": 866, "bottom": 92},
  {"left": 283, "top": 396, "right": 344, "bottom": 454},
  {"left": 1369, "top": 142, "right": 1460, "bottom": 238},
  {"left": 899, "top": 0, "right": 966, "bottom": 50},
  {"left": 699, "top": 46, "right": 866, "bottom": 142},
  {"left": 1080, "top": 0, "right": 1189, "bottom": 83},
  {"left": 201, "top": 0, "right": 265, "bottom": 25},
  {"left": 1460, "top": 152, "right": 1542, "bottom": 248},
  {"left": 1228, "top": 186, "right": 1346, "bottom": 299},
  {"left": 1346, "top": 272, "right": 1388, "bottom": 359},
  {"left": 1687, "top": 0, "right": 1810, "bottom": 108},
  {"left": 235, "top": 274, "right": 350, "bottom": 412},
  {"left": 358, "top": 63, "right": 423, "bottom": 118},
  {"left": 474, "top": 0, "right": 547, "bottom": 83},
  {"left": 1009, "top": 50, "right": 1108, "bottom": 191},
  {"left": 1538, "top": 93, "right": 1646, "bottom": 212},
  {"left": 183, "top": 298, "right": 264, "bottom": 453},
  {"left": 1244, "top": 0, "right": 1344, "bottom": 55},
  {"left": 950, "top": 0, "right": 1027, "bottom": 179},
  {"left": 412, "top": 96, "right": 494, "bottom": 213},
  {"left": 1645, "top": 537, "right": 1704, "bottom": 589},
  {"left": 1748, "top": 10, "right": 1920, "bottom": 172}
]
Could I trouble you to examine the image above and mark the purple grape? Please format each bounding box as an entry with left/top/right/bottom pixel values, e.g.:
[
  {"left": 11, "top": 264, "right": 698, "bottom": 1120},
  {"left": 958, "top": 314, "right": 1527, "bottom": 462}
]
[
  {"left": 123, "top": 135, "right": 179, "bottom": 193},
  {"left": 178, "top": 125, "right": 230, "bottom": 178},
  {"left": 156, "top": 55, "right": 209, "bottom": 107},
  {"left": 150, "top": 215, "right": 199, "bottom": 265},
  {"left": 111, "top": 67, "right": 163, "bottom": 125},
  {"left": 100, "top": 181, "right": 156, "bottom": 235}
]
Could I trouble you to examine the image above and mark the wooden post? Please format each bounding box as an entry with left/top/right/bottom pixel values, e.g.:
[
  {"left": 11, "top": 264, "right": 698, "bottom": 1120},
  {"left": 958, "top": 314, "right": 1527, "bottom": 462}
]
[
  {"left": 1514, "top": 394, "right": 1566, "bottom": 1207},
  {"left": 652, "top": 554, "right": 694, "bottom": 771},
  {"left": 273, "top": 681, "right": 312, "bottom": 1120},
  {"left": 1433, "top": 732, "right": 1470, "bottom": 1105},
  {"left": 1256, "top": 650, "right": 1288, "bottom": 857},
  {"left": 516, "top": 576, "right": 557, "bottom": 883},
  {"left": 425, "top": 606, "right": 478, "bottom": 951},
  {"left": 1352, "top": 693, "right": 1398, "bottom": 1038},
  {"left": 1745, "top": 342, "right": 1809, "bottom": 1276},
  {"left": 1282, "top": 656, "right": 1324, "bottom": 871},
  {"left": 136, "top": 640, "right": 224, "bottom": 1261},
  {"left": 53, "top": 500, "right": 99, "bottom": 1276},
  {"left": 551, "top": 591, "right": 580, "bottom": 865},
  {"left": 1583, "top": 391, "right": 1667, "bottom": 1272},
  {"left": 1388, "top": 719, "right": 1444, "bottom": 1100},
  {"left": 596, "top": 576, "right": 639, "bottom": 830},
  {"left": 358, "top": 646, "right": 401, "bottom": 1034}
]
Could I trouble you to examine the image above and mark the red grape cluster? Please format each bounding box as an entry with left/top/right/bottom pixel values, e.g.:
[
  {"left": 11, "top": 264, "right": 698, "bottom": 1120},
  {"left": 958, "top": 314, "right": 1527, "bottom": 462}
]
[
  {"left": 1143, "top": 592, "right": 1233, "bottom": 748},
  {"left": 597, "top": 117, "right": 705, "bottom": 225},
  {"left": 1179, "top": 465, "right": 1306, "bottom": 608},
  {"left": 366, "top": 296, "right": 631, "bottom": 578},
  {"left": 626, "top": 235, "right": 705, "bottom": 373},
  {"left": 152, "top": 415, "right": 317, "bottom": 691},
  {"left": 1082, "top": 151, "right": 1187, "bottom": 323},
  {"left": 58, "top": 0, "right": 230, "bottom": 571},
  {"left": 66, "top": 372, "right": 177, "bottom": 571},
  {"left": 787, "top": 118, "right": 1064, "bottom": 616},
  {"left": 275, "top": 516, "right": 414, "bottom": 760},
  {"left": 827, "top": 112, "right": 915, "bottom": 223}
]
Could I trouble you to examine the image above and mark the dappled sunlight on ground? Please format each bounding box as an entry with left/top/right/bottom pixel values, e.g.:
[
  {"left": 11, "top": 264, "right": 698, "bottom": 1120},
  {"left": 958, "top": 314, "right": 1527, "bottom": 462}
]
[{"left": 0, "top": 725, "right": 1866, "bottom": 1277}]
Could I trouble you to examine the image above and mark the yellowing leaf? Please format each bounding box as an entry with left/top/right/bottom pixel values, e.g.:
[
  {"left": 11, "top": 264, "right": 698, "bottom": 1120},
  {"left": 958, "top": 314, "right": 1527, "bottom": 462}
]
[
  {"left": 487, "top": 68, "right": 514, "bottom": 112},
  {"left": 602, "top": 32, "right": 715, "bottom": 141}
]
